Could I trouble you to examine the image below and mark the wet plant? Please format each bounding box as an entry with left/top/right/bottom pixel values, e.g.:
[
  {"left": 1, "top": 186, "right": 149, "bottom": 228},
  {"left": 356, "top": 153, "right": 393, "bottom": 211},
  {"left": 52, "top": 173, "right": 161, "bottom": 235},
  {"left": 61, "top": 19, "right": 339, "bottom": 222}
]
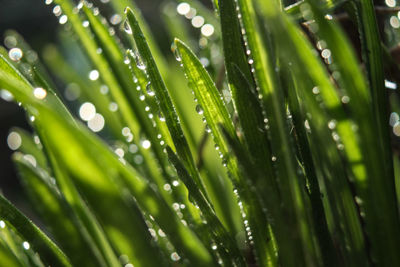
[{"left": 1, "top": 0, "right": 400, "bottom": 266}]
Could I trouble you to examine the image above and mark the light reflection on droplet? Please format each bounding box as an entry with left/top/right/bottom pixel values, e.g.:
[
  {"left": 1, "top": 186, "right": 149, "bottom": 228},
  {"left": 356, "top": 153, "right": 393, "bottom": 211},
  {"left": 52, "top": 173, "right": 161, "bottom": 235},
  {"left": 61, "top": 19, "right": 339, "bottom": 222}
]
[
  {"left": 0, "top": 89, "right": 14, "bottom": 101},
  {"left": 191, "top": 16, "right": 205, "bottom": 28},
  {"left": 23, "top": 154, "right": 37, "bottom": 167},
  {"left": 53, "top": 5, "right": 62, "bottom": 16},
  {"left": 177, "top": 3, "right": 190, "bottom": 15},
  {"left": 9, "top": 48, "right": 23, "bottom": 61},
  {"left": 88, "top": 113, "right": 105, "bottom": 132},
  {"left": 124, "top": 20, "right": 132, "bottom": 34},
  {"left": 129, "top": 144, "right": 138, "bottom": 153},
  {"left": 386, "top": 0, "right": 396, "bottom": 7},
  {"left": 0, "top": 220, "right": 5, "bottom": 228},
  {"left": 109, "top": 102, "right": 118, "bottom": 112},
  {"left": 391, "top": 16, "right": 400, "bottom": 28},
  {"left": 328, "top": 120, "right": 336, "bottom": 130},
  {"left": 22, "top": 241, "right": 30, "bottom": 250},
  {"left": 89, "top": 70, "right": 100, "bottom": 81},
  {"left": 390, "top": 112, "right": 399, "bottom": 126},
  {"left": 79, "top": 102, "right": 96, "bottom": 121},
  {"left": 394, "top": 121, "right": 400, "bottom": 136},
  {"left": 142, "top": 140, "right": 151, "bottom": 149},
  {"left": 4, "top": 36, "right": 17, "bottom": 48},
  {"left": 201, "top": 24, "right": 214, "bottom": 37},
  {"left": 45, "top": 0, "right": 53, "bottom": 5},
  {"left": 385, "top": 80, "right": 397, "bottom": 90},
  {"left": 110, "top": 14, "right": 122, "bottom": 25},
  {"left": 33, "top": 87, "right": 47, "bottom": 100},
  {"left": 7, "top": 132, "right": 21, "bottom": 150},
  {"left": 170, "top": 252, "right": 180, "bottom": 261},
  {"left": 59, "top": 15, "right": 68, "bottom": 24},
  {"left": 115, "top": 148, "right": 125, "bottom": 158},
  {"left": 82, "top": 20, "right": 90, "bottom": 27}
]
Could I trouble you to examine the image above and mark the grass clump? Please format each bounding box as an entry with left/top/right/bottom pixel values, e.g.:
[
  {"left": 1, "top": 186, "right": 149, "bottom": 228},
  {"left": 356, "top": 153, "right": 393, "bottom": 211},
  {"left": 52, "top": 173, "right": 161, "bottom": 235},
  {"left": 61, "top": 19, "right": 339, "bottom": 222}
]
[{"left": 1, "top": 0, "right": 400, "bottom": 266}]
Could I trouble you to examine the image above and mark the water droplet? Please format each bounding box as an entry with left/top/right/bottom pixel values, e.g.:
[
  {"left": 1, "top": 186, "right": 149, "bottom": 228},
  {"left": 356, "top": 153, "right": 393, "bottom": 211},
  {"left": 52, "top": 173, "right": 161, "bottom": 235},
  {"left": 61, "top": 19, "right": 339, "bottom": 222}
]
[
  {"left": 390, "top": 112, "right": 399, "bottom": 126},
  {"left": 115, "top": 148, "right": 125, "bottom": 158},
  {"left": 312, "top": 86, "right": 320, "bottom": 94},
  {"left": 177, "top": 3, "right": 190, "bottom": 15},
  {"left": 9, "top": 48, "right": 23, "bottom": 61},
  {"left": 341, "top": 95, "right": 350, "bottom": 104},
  {"left": 158, "top": 111, "right": 165, "bottom": 121},
  {"left": 211, "top": 244, "right": 217, "bottom": 250},
  {"left": 79, "top": 102, "right": 96, "bottom": 121},
  {"left": 271, "top": 156, "right": 277, "bottom": 162},
  {"left": 191, "top": 16, "right": 205, "bottom": 28},
  {"left": 82, "top": 20, "right": 90, "bottom": 27},
  {"left": 146, "top": 82, "right": 155, "bottom": 96},
  {"left": 88, "top": 113, "right": 105, "bottom": 132},
  {"left": 45, "top": 0, "right": 53, "bottom": 5},
  {"left": 7, "top": 132, "right": 21, "bottom": 150},
  {"left": 170, "top": 252, "right": 180, "bottom": 261},
  {"left": 0, "top": 220, "right": 5, "bottom": 228},
  {"left": 23, "top": 154, "right": 36, "bottom": 166},
  {"left": 328, "top": 120, "right": 336, "bottom": 130},
  {"left": 124, "top": 20, "right": 132, "bottom": 34},
  {"left": 201, "top": 24, "right": 214, "bottom": 37},
  {"left": 205, "top": 124, "right": 211, "bottom": 133},
  {"left": 163, "top": 183, "right": 171, "bottom": 191},
  {"left": 22, "top": 241, "right": 30, "bottom": 250},
  {"left": 33, "top": 87, "right": 47, "bottom": 100},
  {"left": 129, "top": 144, "right": 138, "bottom": 153},
  {"left": 89, "top": 70, "right": 99, "bottom": 81},
  {"left": 53, "top": 5, "right": 62, "bottom": 16},
  {"left": 100, "top": 85, "right": 109, "bottom": 94},
  {"left": 109, "top": 14, "right": 122, "bottom": 25},
  {"left": 59, "top": 15, "right": 68, "bottom": 24},
  {"left": 0, "top": 89, "right": 14, "bottom": 101},
  {"left": 196, "top": 105, "right": 203, "bottom": 115},
  {"left": 142, "top": 140, "right": 151, "bottom": 149},
  {"left": 109, "top": 102, "right": 118, "bottom": 112},
  {"left": 4, "top": 36, "right": 17, "bottom": 48}
]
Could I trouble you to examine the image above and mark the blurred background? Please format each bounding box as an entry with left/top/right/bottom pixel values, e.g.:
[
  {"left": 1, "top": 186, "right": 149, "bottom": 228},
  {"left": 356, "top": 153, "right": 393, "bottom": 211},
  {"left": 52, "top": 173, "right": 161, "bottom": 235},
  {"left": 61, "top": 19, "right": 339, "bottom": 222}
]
[{"left": 0, "top": 0, "right": 211, "bottom": 212}]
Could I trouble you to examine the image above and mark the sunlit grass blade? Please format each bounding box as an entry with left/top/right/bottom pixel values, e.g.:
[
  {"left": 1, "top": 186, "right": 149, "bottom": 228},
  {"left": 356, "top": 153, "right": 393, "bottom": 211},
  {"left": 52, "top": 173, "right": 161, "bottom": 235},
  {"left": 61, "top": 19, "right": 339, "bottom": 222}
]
[
  {"left": 236, "top": 0, "right": 317, "bottom": 264},
  {"left": 0, "top": 239, "right": 22, "bottom": 267},
  {"left": 0, "top": 195, "right": 71, "bottom": 267},
  {"left": 166, "top": 146, "right": 245, "bottom": 267},
  {"left": 13, "top": 154, "right": 106, "bottom": 267},
  {"left": 174, "top": 38, "right": 274, "bottom": 266},
  {"left": 125, "top": 8, "right": 209, "bottom": 199}
]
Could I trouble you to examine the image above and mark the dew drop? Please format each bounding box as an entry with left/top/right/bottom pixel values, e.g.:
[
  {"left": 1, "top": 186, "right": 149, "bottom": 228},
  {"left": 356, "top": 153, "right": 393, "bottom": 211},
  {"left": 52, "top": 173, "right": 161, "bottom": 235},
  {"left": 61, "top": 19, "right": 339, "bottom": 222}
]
[
  {"left": 201, "top": 24, "right": 214, "bottom": 37},
  {"left": 33, "top": 87, "right": 47, "bottom": 100},
  {"left": 89, "top": 70, "right": 99, "bottom": 81},
  {"left": 142, "top": 140, "right": 151, "bottom": 149},
  {"left": 109, "top": 102, "right": 118, "bottom": 112},
  {"left": 7, "top": 132, "right": 21, "bottom": 150},
  {"left": 9, "top": 48, "right": 23, "bottom": 61},
  {"left": 328, "top": 120, "right": 336, "bottom": 130},
  {"left": 195, "top": 104, "right": 204, "bottom": 115},
  {"left": 110, "top": 14, "right": 122, "bottom": 25},
  {"left": 170, "top": 252, "right": 181, "bottom": 261},
  {"left": 0, "top": 220, "right": 5, "bottom": 228},
  {"left": 177, "top": 3, "right": 190, "bottom": 15},
  {"left": 146, "top": 82, "right": 155, "bottom": 96},
  {"left": 0, "top": 89, "right": 14, "bottom": 101},
  {"left": 22, "top": 241, "right": 30, "bottom": 250},
  {"left": 88, "top": 113, "right": 105, "bottom": 132},
  {"left": 79, "top": 102, "right": 96, "bottom": 121},
  {"left": 191, "top": 16, "right": 205, "bottom": 28},
  {"left": 124, "top": 20, "right": 132, "bottom": 34},
  {"left": 271, "top": 156, "right": 277, "bottom": 162},
  {"left": 59, "top": 15, "right": 68, "bottom": 24}
]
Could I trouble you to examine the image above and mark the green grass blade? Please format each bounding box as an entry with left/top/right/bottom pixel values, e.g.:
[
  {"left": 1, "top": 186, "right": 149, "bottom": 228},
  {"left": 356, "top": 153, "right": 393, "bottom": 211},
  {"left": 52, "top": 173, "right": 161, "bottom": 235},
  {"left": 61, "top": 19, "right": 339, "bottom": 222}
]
[
  {"left": 0, "top": 195, "right": 71, "bottom": 267},
  {"left": 125, "top": 8, "right": 209, "bottom": 199},
  {"left": 166, "top": 146, "right": 246, "bottom": 267},
  {"left": 13, "top": 154, "right": 106, "bottom": 267}
]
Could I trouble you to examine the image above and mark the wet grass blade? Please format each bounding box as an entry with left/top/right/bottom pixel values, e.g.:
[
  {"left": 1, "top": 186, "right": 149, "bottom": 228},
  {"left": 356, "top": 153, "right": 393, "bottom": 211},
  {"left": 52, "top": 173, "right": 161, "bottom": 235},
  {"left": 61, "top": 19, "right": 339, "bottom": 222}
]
[
  {"left": 125, "top": 8, "right": 209, "bottom": 199},
  {"left": 0, "top": 195, "right": 71, "bottom": 267},
  {"left": 166, "top": 146, "right": 246, "bottom": 267}
]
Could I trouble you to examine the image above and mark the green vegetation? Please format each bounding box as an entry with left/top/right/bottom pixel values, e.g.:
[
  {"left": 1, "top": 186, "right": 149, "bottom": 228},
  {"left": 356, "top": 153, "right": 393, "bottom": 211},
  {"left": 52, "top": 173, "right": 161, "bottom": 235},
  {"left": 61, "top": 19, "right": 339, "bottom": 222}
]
[{"left": 1, "top": 0, "right": 400, "bottom": 266}]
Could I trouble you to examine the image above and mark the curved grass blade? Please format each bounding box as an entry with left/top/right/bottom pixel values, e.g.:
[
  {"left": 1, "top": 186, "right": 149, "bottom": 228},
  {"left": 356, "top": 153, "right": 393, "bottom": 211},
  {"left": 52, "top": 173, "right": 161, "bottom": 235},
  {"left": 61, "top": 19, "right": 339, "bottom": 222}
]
[
  {"left": 166, "top": 146, "right": 246, "bottom": 267},
  {"left": 175, "top": 38, "right": 275, "bottom": 266},
  {"left": 236, "top": 0, "right": 317, "bottom": 264},
  {"left": 0, "top": 195, "right": 71, "bottom": 267},
  {"left": 125, "top": 8, "right": 209, "bottom": 200},
  {"left": 13, "top": 154, "right": 107, "bottom": 267}
]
